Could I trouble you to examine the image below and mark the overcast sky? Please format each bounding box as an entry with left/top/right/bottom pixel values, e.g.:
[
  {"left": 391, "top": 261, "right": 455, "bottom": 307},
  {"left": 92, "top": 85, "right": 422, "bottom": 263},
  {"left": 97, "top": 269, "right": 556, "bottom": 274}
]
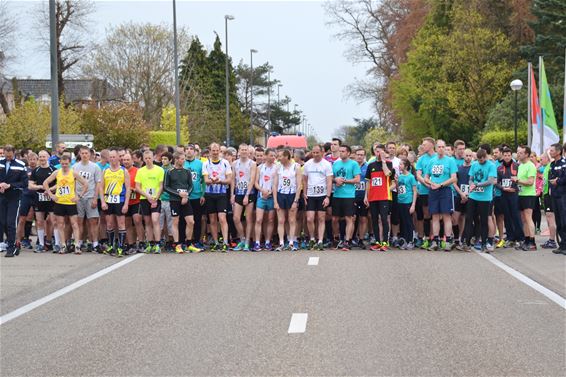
[{"left": 7, "top": 0, "right": 374, "bottom": 141}]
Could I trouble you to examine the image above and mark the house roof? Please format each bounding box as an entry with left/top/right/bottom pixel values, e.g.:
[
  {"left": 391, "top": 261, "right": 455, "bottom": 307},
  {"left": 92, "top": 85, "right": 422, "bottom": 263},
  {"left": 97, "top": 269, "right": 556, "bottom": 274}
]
[{"left": 2, "top": 78, "right": 122, "bottom": 103}]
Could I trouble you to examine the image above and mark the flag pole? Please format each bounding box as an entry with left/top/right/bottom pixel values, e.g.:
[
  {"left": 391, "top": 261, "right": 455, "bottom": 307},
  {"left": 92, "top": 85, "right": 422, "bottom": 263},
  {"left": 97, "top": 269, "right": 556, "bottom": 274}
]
[
  {"left": 539, "top": 56, "right": 544, "bottom": 155},
  {"left": 528, "top": 62, "right": 532, "bottom": 147}
]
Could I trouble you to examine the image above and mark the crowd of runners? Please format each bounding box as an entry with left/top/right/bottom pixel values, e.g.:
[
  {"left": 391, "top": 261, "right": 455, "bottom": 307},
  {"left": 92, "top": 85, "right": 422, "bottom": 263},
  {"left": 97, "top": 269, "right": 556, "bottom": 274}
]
[{"left": 0, "top": 137, "right": 565, "bottom": 258}]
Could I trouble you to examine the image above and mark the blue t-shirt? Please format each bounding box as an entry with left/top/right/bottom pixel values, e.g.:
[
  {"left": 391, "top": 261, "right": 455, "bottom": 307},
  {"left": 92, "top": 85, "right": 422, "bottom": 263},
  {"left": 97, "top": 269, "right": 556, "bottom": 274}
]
[
  {"left": 454, "top": 157, "right": 465, "bottom": 168},
  {"left": 397, "top": 172, "right": 417, "bottom": 204},
  {"left": 456, "top": 164, "right": 471, "bottom": 196},
  {"left": 426, "top": 155, "right": 457, "bottom": 185},
  {"left": 332, "top": 159, "right": 361, "bottom": 199},
  {"left": 354, "top": 162, "right": 368, "bottom": 200},
  {"left": 468, "top": 160, "right": 497, "bottom": 202},
  {"left": 493, "top": 160, "right": 502, "bottom": 197},
  {"left": 97, "top": 162, "right": 110, "bottom": 171},
  {"left": 416, "top": 153, "right": 436, "bottom": 195},
  {"left": 184, "top": 159, "right": 204, "bottom": 200}
]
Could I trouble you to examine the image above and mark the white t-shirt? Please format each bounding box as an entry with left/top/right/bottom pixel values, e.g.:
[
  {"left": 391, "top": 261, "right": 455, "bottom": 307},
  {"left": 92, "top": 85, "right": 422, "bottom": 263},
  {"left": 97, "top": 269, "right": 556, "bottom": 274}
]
[
  {"left": 303, "top": 158, "right": 333, "bottom": 197},
  {"left": 277, "top": 162, "right": 299, "bottom": 194}
]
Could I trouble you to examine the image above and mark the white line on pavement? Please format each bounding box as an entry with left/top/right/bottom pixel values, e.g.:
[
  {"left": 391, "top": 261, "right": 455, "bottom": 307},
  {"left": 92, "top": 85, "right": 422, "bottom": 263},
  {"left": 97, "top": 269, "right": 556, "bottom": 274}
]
[
  {"left": 0, "top": 254, "right": 145, "bottom": 326},
  {"left": 288, "top": 313, "right": 308, "bottom": 333},
  {"left": 476, "top": 252, "right": 566, "bottom": 310},
  {"left": 308, "top": 257, "right": 319, "bottom": 266}
]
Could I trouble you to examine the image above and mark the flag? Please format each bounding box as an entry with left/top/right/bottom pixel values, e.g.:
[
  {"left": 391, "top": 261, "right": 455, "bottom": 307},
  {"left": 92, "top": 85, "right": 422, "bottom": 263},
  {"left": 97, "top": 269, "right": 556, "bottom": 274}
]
[
  {"left": 530, "top": 64, "right": 543, "bottom": 154},
  {"left": 563, "top": 48, "right": 565, "bottom": 143},
  {"left": 538, "top": 57, "right": 560, "bottom": 154}
]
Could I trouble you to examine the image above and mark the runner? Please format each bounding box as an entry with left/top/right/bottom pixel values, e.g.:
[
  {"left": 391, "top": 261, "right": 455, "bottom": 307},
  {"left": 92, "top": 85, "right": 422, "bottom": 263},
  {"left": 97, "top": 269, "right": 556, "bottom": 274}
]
[
  {"left": 203, "top": 143, "right": 232, "bottom": 252},
  {"left": 159, "top": 152, "right": 174, "bottom": 249},
  {"left": 73, "top": 145, "right": 103, "bottom": 252},
  {"left": 253, "top": 148, "right": 277, "bottom": 251},
  {"left": 43, "top": 155, "right": 89, "bottom": 254},
  {"left": 122, "top": 152, "right": 144, "bottom": 253},
  {"left": 331, "top": 145, "right": 360, "bottom": 251},
  {"left": 461, "top": 148, "right": 497, "bottom": 253},
  {"left": 539, "top": 152, "right": 557, "bottom": 249},
  {"left": 303, "top": 145, "right": 333, "bottom": 250},
  {"left": 386, "top": 141, "right": 401, "bottom": 246},
  {"left": 365, "top": 143, "right": 395, "bottom": 251},
  {"left": 497, "top": 147, "right": 524, "bottom": 247},
  {"left": 16, "top": 152, "right": 37, "bottom": 249},
  {"left": 514, "top": 145, "right": 537, "bottom": 251},
  {"left": 273, "top": 149, "right": 302, "bottom": 251},
  {"left": 452, "top": 149, "right": 473, "bottom": 245},
  {"left": 184, "top": 144, "right": 206, "bottom": 249},
  {"left": 100, "top": 149, "right": 130, "bottom": 257},
  {"left": 415, "top": 137, "right": 436, "bottom": 248},
  {"left": 397, "top": 158, "right": 417, "bottom": 249},
  {"left": 29, "top": 150, "right": 56, "bottom": 252},
  {"left": 135, "top": 150, "right": 165, "bottom": 254},
  {"left": 164, "top": 151, "right": 201, "bottom": 253},
  {"left": 353, "top": 147, "right": 368, "bottom": 249},
  {"left": 231, "top": 144, "right": 257, "bottom": 251}
]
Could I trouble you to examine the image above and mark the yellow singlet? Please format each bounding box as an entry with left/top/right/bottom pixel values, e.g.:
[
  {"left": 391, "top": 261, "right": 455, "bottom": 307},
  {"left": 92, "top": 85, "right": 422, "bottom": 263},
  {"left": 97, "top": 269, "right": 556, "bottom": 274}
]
[
  {"left": 104, "top": 167, "right": 126, "bottom": 204},
  {"left": 55, "top": 169, "right": 76, "bottom": 205}
]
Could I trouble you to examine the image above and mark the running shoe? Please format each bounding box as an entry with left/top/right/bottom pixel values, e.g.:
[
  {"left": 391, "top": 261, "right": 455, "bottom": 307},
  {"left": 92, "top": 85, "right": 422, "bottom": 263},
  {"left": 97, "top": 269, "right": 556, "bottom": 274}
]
[
  {"left": 300, "top": 240, "right": 308, "bottom": 250},
  {"left": 221, "top": 243, "right": 228, "bottom": 252},
  {"left": 153, "top": 244, "right": 161, "bottom": 254},
  {"left": 391, "top": 238, "right": 400, "bottom": 249},
  {"left": 67, "top": 243, "right": 76, "bottom": 254},
  {"left": 264, "top": 242, "right": 273, "bottom": 251},
  {"left": 316, "top": 241, "right": 324, "bottom": 251},
  {"left": 427, "top": 240, "right": 438, "bottom": 251},
  {"left": 34, "top": 244, "right": 44, "bottom": 253},
  {"left": 291, "top": 241, "right": 299, "bottom": 251},
  {"left": 341, "top": 241, "right": 351, "bottom": 251},
  {"left": 380, "top": 242, "right": 389, "bottom": 251},
  {"left": 444, "top": 241, "right": 453, "bottom": 252},
  {"left": 528, "top": 243, "right": 537, "bottom": 251},
  {"left": 336, "top": 240, "right": 344, "bottom": 250},
  {"left": 308, "top": 239, "right": 316, "bottom": 250},
  {"left": 188, "top": 244, "right": 202, "bottom": 253},
  {"left": 405, "top": 242, "right": 415, "bottom": 250},
  {"left": 210, "top": 242, "right": 218, "bottom": 252},
  {"left": 94, "top": 245, "right": 103, "bottom": 254},
  {"left": 370, "top": 243, "right": 382, "bottom": 251},
  {"left": 243, "top": 244, "right": 250, "bottom": 252},
  {"left": 415, "top": 238, "right": 423, "bottom": 249},
  {"left": 175, "top": 244, "right": 184, "bottom": 254},
  {"left": 541, "top": 239, "right": 557, "bottom": 249},
  {"left": 486, "top": 243, "right": 495, "bottom": 253},
  {"left": 116, "top": 248, "right": 123, "bottom": 258},
  {"left": 473, "top": 241, "right": 482, "bottom": 251},
  {"left": 252, "top": 242, "right": 262, "bottom": 252},
  {"left": 358, "top": 240, "right": 366, "bottom": 250},
  {"left": 143, "top": 244, "right": 152, "bottom": 254},
  {"left": 275, "top": 244, "right": 284, "bottom": 252},
  {"left": 53, "top": 244, "right": 61, "bottom": 254},
  {"left": 59, "top": 246, "right": 67, "bottom": 254},
  {"left": 233, "top": 241, "right": 245, "bottom": 251},
  {"left": 421, "top": 239, "right": 430, "bottom": 250},
  {"left": 194, "top": 241, "right": 205, "bottom": 250},
  {"left": 21, "top": 239, "right": 32, "bottom": 249},
  {"left": 496, "top": 239, "right": 506, "bottom": 249}
]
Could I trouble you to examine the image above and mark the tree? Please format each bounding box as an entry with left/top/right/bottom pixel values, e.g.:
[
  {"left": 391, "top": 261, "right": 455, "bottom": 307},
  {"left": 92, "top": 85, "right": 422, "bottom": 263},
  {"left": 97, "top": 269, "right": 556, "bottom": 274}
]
[
  {"left": 83, "top": 22, "right": 190, "bottom": 127},
  {"left": 392, "top": 4, "right": 519, "bottom": 145},
  {"left": 363, "top": 127, "right": 399, "bottom": 152},
  {"left": 160, "top": 104, "right": 189, "bottom": 142},
  {"left": 37, "top": 0, "right": 95, "bottom": 100},
  {"left": 0, "top": 99, "right": 81, "bottom": 150},
  {"left": 81, "top": 104, "right": 149, "bottom": 150},
  {"left": 0, "top": 0, "right": 16, "bottom": 116}
]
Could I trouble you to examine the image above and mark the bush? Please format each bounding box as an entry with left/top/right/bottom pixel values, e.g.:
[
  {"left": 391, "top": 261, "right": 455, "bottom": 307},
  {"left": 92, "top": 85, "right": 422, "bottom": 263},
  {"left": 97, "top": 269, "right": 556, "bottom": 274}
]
[
  {"left": 149, "top": 131, "right": 188, "bottom": 148},
  {"left": 0, "top": 99, "right": 81, "bottom": 150},
  {"left": 81, "top": 104, "right": 150, "bottom": 150},
  {"left": 480, "top": 129, "right": 528, "bottom": 147}
]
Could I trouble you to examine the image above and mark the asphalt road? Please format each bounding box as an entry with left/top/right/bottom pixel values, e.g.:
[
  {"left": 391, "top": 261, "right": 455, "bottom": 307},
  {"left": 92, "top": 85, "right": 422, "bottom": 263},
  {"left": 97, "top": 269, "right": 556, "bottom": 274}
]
[{"left": 1, "top": 248, "right": 565, "bottom": 376}]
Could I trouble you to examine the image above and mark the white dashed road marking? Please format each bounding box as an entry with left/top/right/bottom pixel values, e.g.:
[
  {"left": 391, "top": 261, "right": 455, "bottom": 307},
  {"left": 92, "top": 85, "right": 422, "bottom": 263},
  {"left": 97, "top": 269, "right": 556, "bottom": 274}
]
[
  {"left": 308, "top": 257, "right": 319, "bottom": 266},
  {"left": 288, "top": 313, "right": 308, "bottom": 333}
]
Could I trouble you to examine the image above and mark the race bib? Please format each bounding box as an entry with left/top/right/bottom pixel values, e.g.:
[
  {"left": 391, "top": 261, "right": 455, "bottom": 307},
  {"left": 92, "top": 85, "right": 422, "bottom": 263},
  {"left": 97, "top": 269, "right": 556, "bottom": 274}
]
[
  {"left": 282, "top": 177, "right": 291, "bottom": 187},
  {"left": 460, "top": 184, "right": 469, "bottom": 194},
  {"left": 106, "top": 194, "right": 120, "bottom": 204},
  {"left": 371, "top": 177, "right": 383, "bottom": 187},
  {"left": 191, "top": 171, "right": 198, "bottom": 181},
  {"left": 38, "top": 192, "right": 51, "bottom": 202},
  {"left": 354, "top": 181, "right": 366, "bottom": 191},
  {"left": 502, "top": 179, "right": 511, "bottom": 188},
  {"left": 236, "top": 181, "right": 248, "bottom": 191},
  {"left": 398, "top": 185, "right": 407, "bottom": 195},
  {"left": 431, "top": 165, "right": 444, "bottom": 176},
  {"left": 309, "top": 185, "right": 325, "bottom": 196},
  {"left": 177, "top": 189, "right": 188, "bottom": 194},
  {"left": 58, "top": 186, "right": 71, "bottom": 196},
  {"left": 473, "top": 186, "right": 485, "bottom": 193},
  {"left": 79, "top": 171, "right": 91, "bottom": 180},
  {"left": 146, "top": 188, "right": 155, "bottom": 197},
  {"left": 130, "top": 191, "right": 137, "bottom": 200}
]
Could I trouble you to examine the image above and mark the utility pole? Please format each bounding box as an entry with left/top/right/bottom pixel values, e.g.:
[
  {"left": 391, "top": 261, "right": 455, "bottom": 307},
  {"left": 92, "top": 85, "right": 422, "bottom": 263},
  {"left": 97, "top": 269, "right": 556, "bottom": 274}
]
[
  {"left": 49, "top": 0, "right": 59, "bottom": 147},
  {"left": 225, "top": 15, "right": 235, "bottom": 146},
  {"left": 172, "top": 0, "right": 181, "bottom": 145}
]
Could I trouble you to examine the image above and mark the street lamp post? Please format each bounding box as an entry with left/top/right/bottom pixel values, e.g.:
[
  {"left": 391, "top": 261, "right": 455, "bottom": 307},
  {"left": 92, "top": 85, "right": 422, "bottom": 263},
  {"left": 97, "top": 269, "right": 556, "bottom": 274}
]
[
  {"left": 173, "top": 0, "right": 181, "bottom": 145},
  {"left": 510, "top": 79, "right": 523, "bottom": 150},
  {"left": 225, "top": 15, "right": 235, "bottom": 146},
  {"left": 294, "top": 104, "right": 299, "bottom": 134},
  {"left": 250, "top": 49, "right": 258, "bottom": 145}
]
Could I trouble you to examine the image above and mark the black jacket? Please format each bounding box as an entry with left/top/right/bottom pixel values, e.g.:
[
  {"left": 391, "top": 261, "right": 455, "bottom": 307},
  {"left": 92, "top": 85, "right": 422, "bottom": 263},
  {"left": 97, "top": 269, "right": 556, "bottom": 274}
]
[
  {"left": 0, "top": 158, "right": 29, "bottom": 198},
  {"left": 548, "top": 157, "right": 566, "bottom": 197}
]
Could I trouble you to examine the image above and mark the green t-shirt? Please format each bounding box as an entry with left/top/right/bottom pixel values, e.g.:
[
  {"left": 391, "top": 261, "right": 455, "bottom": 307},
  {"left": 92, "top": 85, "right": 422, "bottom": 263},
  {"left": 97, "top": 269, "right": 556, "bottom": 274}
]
[
  {"left": 518, "top": 161, "right": 536, "bottom": 197},
  {"left": 135, "top": 165, "right": 165, "bottom": 200},
  {"left": 542, "top": 164, "right": 550, "bottom": 196}
]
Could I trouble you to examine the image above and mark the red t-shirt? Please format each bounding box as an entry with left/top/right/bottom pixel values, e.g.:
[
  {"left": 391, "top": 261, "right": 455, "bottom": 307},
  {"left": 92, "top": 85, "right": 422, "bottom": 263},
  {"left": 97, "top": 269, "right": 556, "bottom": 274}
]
[
  {"left": 365, "top": 160, "right": 395, "bottom": 201},
  {"left": 128, "top": 166, "right": 140, "bottom": 204}
]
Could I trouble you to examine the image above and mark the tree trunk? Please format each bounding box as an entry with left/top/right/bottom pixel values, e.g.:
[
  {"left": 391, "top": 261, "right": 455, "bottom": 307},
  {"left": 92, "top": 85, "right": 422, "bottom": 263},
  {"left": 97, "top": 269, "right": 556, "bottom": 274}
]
[{"left": 0, "top": 91, "right": 10, "bottom": 116}]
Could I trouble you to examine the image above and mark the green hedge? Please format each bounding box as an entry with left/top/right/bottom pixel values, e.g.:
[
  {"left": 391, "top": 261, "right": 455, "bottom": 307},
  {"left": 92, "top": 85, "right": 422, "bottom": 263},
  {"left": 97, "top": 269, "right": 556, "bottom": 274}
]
[
  {"left": 480, "top": 129, "right": 528, "bottom": 147},
  {"left": 149, "top": 131, "right": 188, "bottom": 148}
]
